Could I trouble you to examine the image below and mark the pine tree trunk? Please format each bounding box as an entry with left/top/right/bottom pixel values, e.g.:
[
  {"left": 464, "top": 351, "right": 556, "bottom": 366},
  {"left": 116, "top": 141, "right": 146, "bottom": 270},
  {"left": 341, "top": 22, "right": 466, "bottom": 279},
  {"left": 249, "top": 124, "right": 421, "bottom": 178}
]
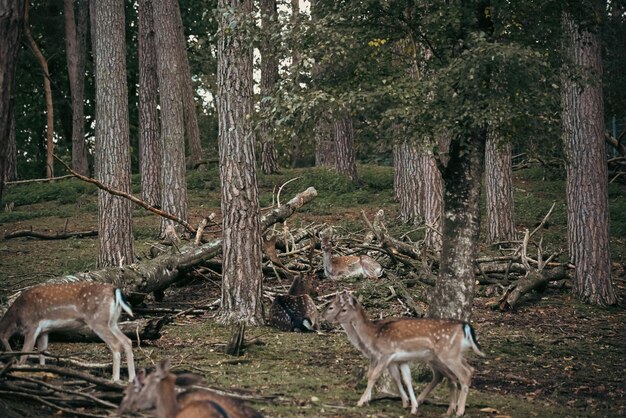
[
  {"left": 172, "top": 2, "right": 203, "bottom": 167},
  {"left": 93, "top": 0, "right": 135, "bottom": 267},
  {"left": 64, "top": 0, "right": 89, "bottom": 176},
  {"left": 561, "top": 10, "right": 616, "bottom": 305},
  {"left": 315, "top": 116, "right": 335, "bottom": 166},
  {"left": 417, "top": 149, "right": 443, "bottom": 252},
  {"left": 0, "top": 0, "right": 23, "bottom": 199},
  {"left": 259, "top": 0, "right": 279, "bottom": 174},
  {"left": 485, "top": 129, "right": 515, "bottom": 243},
  {"left": 138, "top": 0, "right": 161, "bottom": 208},
  {"left": 334, "top": 115, "right": 358, "bottom": 182},
  {"left": 153, "top": 0, "right": 188, "bottom": 236},
  {"left": 394, "top": 141, "right": 421, "bottom": 223},
  {"left": 428, "top": 129, "right": 485, "bottom": 321},
  {"left": 5, "top": 111, "right": 18, "bottom": 182},
  {"left": 217, "top": 0, "right": 264, "bottom": 325},
  {"left": 289, "top": 0, "right": 302, "bottom": 168}
]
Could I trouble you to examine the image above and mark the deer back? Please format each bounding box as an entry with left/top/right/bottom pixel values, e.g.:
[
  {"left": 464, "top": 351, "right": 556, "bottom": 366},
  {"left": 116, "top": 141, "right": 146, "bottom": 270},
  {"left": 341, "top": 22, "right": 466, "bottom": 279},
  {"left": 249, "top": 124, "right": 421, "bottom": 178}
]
[{"left": 268, "top": 294, "right": 318, "bottom": 332}]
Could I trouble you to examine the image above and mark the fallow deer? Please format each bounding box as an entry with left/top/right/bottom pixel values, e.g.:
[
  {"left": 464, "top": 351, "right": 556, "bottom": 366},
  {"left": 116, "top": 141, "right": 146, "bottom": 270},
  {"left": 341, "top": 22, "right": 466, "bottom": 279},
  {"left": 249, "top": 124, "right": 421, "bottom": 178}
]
[
  {"left": 324, "top": 290, "right": 484, "bottom": 416},
  {"left": 323, "top": 290, "right": 463, "bottom": 415},
  {"left": 320, "top": 234, "right": 383, "bottom": 280},
  {"left": 268, "top": 274, "right": 319, "bottom": 332},
  {"left": 120, "top": 359, "right": 263, "bottom": 418},
  {"left": 0, "top": 282, "right": 136, "bottom": 382}
]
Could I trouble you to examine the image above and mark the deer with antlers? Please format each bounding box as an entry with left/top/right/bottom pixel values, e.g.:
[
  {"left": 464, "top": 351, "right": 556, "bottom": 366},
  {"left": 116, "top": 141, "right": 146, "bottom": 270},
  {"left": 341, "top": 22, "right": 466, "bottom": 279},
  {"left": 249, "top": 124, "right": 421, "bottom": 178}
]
[
  {"left": 120, "top": 359, "right": 263, "bottom": 418},
  {"left": 320, "top": 233, "right": 383, "bottom": 280},
  {"left": 0, "top": 281, "right": 135, "bottom": 382},
  {"left": 323, "top": 290, "right": 484, "bottom": 416}
]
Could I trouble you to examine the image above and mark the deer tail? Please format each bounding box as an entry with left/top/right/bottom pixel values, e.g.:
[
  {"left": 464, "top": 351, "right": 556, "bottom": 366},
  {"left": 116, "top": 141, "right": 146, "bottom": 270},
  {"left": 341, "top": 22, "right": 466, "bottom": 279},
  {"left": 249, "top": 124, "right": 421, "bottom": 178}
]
[
  {"left": 463, "top": 322, "right": 486, "bottom": 357},
  {"left": 115, "top": 288, "right": 134, "bottom": 318}
]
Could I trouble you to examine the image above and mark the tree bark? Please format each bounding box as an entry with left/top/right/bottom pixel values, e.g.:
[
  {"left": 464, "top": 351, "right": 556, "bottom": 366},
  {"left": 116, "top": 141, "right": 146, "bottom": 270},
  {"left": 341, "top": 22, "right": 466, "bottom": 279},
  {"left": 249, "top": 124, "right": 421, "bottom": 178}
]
[
  {"left": 93, "top": 0, "right": 135, "bottom": 267},
  {"left": 64, "top": 0, "right": 89, "bottom": 176},
  {"left": 173, "top": 1, "right": 203, "bottom": 167},
  {"left": 428, "top": 128, "right": 486, "bottom": 321},
  {"left": 217, "top": 0, "right": 264, "bottom": 325},
  {"left": 5, "top": 110, "right": 18, "bottom": 181},
  {"left": 485, "top": 129, "right": 516, "bottom": 243},
  {"left": 259, "top": 0, "right": 279, "bottom": 174},
  {"left": 24, "top": 0, "right": 54, "bottom": 178},
  {"left": 0, "top": 0, "right": 24, "bottom": 199},
  {"left": 561, "top": 8, "right": 617, "bottom": 305},
  {"left": 138, "top": 0, "right": 162, "bottom": 208},
  {"left": 333, "top": 115, "right": 358, "bottom": 182},
  {"left": 289, "top": 0, "right": 302, "bottom": 168},
  {"left": 153, "top": 0, "right": 188, "bottom": 237}
]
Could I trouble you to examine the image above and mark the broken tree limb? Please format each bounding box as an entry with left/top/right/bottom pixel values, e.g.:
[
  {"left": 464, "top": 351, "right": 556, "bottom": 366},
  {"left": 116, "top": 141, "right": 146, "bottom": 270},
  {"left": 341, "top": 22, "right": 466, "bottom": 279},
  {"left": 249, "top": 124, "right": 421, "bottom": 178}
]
[
  {"left": 499, "top": 266, "right": 569, "bottom": 310},
  {"left": 18, "top": 187, "right": 318, "bottom": 306},
  {"left": 5, "top": 228, "right": 98, "bottom": 240}
]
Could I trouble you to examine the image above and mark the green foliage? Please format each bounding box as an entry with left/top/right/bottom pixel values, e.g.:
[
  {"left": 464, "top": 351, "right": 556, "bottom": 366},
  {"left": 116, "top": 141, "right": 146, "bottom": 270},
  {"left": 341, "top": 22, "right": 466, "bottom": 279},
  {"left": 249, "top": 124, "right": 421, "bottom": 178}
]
[{"left": 1, "top": 179, "right": 97, "bottom": 207}]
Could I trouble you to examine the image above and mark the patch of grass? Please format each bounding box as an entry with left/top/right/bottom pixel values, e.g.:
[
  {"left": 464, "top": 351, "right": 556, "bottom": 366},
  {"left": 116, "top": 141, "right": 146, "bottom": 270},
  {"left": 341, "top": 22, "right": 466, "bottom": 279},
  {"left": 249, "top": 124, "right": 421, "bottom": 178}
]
[{"left": 2, "top": 178, "right": 97, "bottom": 207}]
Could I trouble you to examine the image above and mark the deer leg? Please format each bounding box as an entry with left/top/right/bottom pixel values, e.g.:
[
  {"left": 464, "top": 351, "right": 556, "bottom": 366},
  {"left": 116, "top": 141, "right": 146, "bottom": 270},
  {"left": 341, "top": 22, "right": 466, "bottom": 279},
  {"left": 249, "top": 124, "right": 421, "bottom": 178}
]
[
  {"left": 90, "top": 324, "right": 124, "bottom": 382},
  {"left": 398, "top": 363, "right": 419, "bottom": 415},
  {"left": 388, "top": 363, "right": 409, "bottom": 408},
  {"left": 443, "top": 359, "right": 473, "bottom": 417},
  {"left": 110, "top": 321, "right": 135, "bottom": 380},
  {"left": 358, "top": 359, "right": 388, "bottom": 407},
  {"left": 36, "top": 333, "right": 49, "bottom": 365},
  {"left": 416, "top": 365, "right": 444, "bottom": 405},
  {"left": 20, "top": 329, "right": 40, "bottom": 364}
]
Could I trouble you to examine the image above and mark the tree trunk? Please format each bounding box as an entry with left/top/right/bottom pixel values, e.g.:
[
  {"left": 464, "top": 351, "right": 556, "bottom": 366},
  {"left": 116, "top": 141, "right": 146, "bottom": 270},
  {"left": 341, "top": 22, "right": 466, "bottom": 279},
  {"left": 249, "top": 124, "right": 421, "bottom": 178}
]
[
  {"left": 64, "top": 0, "right": 89, "bottom": 176},
  {"left": 428, "top": 128, "right": 486, "bottom": 321},
  {"left": 153, "top": 0, "right": 188, "bottom": 237},
  {"left": 394, "top": 141, "right": 421, "bottom": 222},
  {"left": 259, "top": 0, "right": 279, "bottom": 174},
  {"left": 417, "top": 149, "right": 443, "bottom": 252},
  {"left": 485, "top": 129, "right": 515, "bottom": 243},
  {"left": 217, "top": 0, "right": 264, "bottom": 325},
  {"left": 0, "top": 0, "right": 24, "bottom": 199},
  {"left": 561, "top": 9, "right": 616, "bottom": 305},
  {"left": 172, "top": 1, "right": 203, "bottom": 167},
  {"left": 138, "top": 0, "right": 162, "bottom": 208},
  {"left": 5, "top": 110, "right": 18, "bottom": 182},
  {"left": 289, "top": 0, "right": 302, "bottom": 168},
  {"left": 24, "top": 0, "right": 54, "bottom": 178},
  {"left": 93, "top": 0, "right": 135, "bottom": 267},
  {"left": 333, "top": 115, "right": 358, "bottom": 182},
  {"left": 315, "top": 116, "right": 335, "bottom": 166}
]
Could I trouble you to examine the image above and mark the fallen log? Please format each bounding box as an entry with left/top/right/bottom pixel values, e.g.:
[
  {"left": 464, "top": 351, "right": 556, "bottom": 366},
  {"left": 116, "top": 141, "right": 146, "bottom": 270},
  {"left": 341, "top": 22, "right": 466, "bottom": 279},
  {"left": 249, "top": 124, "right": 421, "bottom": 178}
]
[
  {"left": 499, "top": 266, "right": 569, "bottom": 310},
  {"left": 5, "top": 229, "right": 98, "bottom": 240}
]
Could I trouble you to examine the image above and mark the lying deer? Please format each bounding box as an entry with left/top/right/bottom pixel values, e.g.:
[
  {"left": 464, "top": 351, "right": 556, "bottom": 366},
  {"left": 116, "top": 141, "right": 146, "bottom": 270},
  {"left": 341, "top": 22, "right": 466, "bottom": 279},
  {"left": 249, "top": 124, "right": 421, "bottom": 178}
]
[
  {"left": 0, "top": 282, "right": 135, "bottom": 382},
  {"left": 320, "top": 234, "right": 383, "bottom": 280},
  {"left": 323, "top": 291, "right": 463, "bottom": 415},
  {"left": 120, "top": 359, "right": 263, "bottom": 418},
  {"left": 324, "top": 290, "right": 484, "bottom": 416},
  {"left": 268, "top": 274, "right": 319, "bottom": 332}
]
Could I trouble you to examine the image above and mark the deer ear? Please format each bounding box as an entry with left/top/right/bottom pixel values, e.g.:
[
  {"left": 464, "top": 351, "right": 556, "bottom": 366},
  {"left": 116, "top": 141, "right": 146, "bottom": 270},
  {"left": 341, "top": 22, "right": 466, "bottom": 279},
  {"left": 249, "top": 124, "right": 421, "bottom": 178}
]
[
  {"left": 156, "top": 359, "right": 171, "bottom": 376},
  {"left": 134, "top": 369, "right": 146, "bottom": 386}
]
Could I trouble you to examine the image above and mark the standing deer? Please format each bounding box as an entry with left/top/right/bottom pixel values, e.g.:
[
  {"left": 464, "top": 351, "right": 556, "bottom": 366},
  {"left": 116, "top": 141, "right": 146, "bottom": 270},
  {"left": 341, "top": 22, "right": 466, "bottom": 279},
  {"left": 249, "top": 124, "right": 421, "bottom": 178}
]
[
  {"left": 323, "top": 291, "right": 463, "bottom": 415},
  {"left": 268, "top": 274, "right": 319, "bottom": 332},
  {"left": 320, "top": 234, "right": 383, "bottom": 280},
  {"left": 0, "top": 282, "right": 135, "bottom": 382},
  {"left": 324, "top": 290, "right": 484, "bottom": 416},
  {"left": 120, "top": 359, "right": 263, "bottom": 418}
]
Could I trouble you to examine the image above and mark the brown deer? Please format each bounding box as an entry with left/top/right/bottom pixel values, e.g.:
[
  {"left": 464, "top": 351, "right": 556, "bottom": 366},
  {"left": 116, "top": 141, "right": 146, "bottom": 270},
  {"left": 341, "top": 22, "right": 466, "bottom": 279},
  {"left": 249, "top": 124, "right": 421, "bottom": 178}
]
[
  {"left": 268, "top": 274, "right": 319, "bottom": 332},
  {"left": 0, "top": 282, "right": 135, "bottom": 382},
  {"left": 120, "top": 359, "right": 263, "bottom": 418},
  {"left": 323, "top": 290, "right": 484, "bottom": 416},
  {"left": 320, "top": 234, "right": 383, "bottom": 280}
]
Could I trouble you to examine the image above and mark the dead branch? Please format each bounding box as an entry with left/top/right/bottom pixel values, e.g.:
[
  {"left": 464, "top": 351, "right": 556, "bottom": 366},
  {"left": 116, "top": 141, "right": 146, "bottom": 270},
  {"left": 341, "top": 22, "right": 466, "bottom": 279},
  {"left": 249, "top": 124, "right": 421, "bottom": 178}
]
[
  {"left": 498, "top": 266, "right": 569, "bottom": 310},
  {"left": 5, "top": 174, "right": 74, "bottom": 185},
  {"left": 54, "top": 154, "right": 197, "bottom": 234},
  {"left": 5, "top": 228, "right": 97, "bottom": 240}
]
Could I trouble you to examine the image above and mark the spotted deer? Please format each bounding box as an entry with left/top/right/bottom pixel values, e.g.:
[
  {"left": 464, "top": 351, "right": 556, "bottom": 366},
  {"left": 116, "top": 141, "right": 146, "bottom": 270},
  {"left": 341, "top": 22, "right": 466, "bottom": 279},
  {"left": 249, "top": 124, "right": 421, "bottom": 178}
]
[
  {"left": 268, "top": 274, "right": 319, "bottom": 332},
  {"left": 323, "top": 290, "right": 484, "bottom": 416},
  {"left": 120, "top": 359, "right": 263, "bottom": 418},
  {"left": 320, "top": 234, "right": 383, "bottom": 280},
  {"left": 0, "top": 282, "right": 136, "bottom": 382}
]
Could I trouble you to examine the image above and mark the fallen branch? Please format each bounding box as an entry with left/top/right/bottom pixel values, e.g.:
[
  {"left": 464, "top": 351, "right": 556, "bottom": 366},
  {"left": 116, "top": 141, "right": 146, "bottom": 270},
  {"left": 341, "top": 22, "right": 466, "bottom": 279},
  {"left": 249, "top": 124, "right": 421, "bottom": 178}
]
[
  {"left": 499, "top": 266, "right": 569, "bottom": 310},
  {"left": 5, "top": 228, "right": 97, "bottom": 240}
]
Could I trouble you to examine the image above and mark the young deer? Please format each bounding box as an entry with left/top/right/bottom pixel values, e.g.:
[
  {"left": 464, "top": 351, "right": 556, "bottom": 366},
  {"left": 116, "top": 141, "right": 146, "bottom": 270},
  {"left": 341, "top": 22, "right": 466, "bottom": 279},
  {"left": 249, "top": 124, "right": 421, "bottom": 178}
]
[
  {"left": 268, "top": 274, "right": 319, "bottom": 332},
  {"left": 120, "top": 359, "right": 263, "bottom": 418},
  {"left": 320, "top": 234, "right": 383, "bottom": 280},
  {"left": 324, "top": 290, "right": 484, "bottom": 416},
  {"left": 0, "top": 282, "right": 135, "bottom": 382}
]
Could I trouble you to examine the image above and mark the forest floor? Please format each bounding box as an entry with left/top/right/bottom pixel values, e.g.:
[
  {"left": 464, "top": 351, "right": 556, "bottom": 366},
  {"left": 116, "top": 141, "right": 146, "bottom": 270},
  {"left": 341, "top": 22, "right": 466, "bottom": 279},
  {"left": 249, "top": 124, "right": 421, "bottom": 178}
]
[{"left": 0, "top": 165, "right": 625, "bottom": 417}]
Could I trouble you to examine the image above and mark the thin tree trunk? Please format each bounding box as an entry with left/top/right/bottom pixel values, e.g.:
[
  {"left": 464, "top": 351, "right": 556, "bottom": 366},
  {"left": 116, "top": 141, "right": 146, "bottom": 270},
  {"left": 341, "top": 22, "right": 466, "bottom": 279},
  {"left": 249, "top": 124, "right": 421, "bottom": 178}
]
[
  {"left": 138, "top": 0, "right": 161, "bottom": 208},
  {"left": 315, "top": 117, "right": 335, "bottom": 166},
  {"left": 172, "top": 1, "right": 203, "bottom": 167},
  {"left": 394, "top": 141, "right": 421, "bottom": 223},
  {"left": 259, "top": 0, "right": 279, "bottom": 174},
  {"left": 64, "top": 0, "right": 89, "bottom": 176},
  {"left": 153, "top": 0, "right": 188, "bottom": 236},
  {"left": 5, "top": 110, "right": 18, "bottom": 182},
  {"left": 289, "top": 0, "right": 302, "bottom": 168},
  {"left": 334, "top": 115, "right": 358, "bottom": 182},
  {"left": 417, "top": 148, "right": 443, "bottom": 252},
  {"left": 24, "top": 0, "right": 54, "bottom": 178},
  {"left": 485, "top": 129, "right": 515, "bottom": 243},
  {"left": 561, "top": 9, "right": 616, "bottom": 305},
  {"left": 93, "top": 0, "right": 135, "bottom": 267},
  {"left": 217, "top": 0, "right": 264, "bottom": 325},
  {"left": 428, "top": 129, "right": 486, "bottom": 321}
]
